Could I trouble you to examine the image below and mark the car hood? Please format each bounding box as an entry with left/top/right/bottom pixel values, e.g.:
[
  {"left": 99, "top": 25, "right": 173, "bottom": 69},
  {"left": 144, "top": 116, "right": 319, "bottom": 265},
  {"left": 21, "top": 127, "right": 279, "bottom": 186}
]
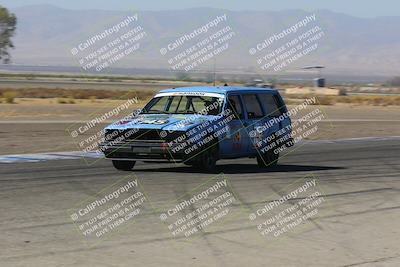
[{"left": 105, "top": 114, "right": 212, "bottom": 131}]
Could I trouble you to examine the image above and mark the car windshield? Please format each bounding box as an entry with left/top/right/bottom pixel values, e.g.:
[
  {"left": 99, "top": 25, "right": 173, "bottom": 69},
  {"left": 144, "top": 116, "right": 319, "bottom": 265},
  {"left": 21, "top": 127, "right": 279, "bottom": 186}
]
[{"left": 141, "top": 95, "right": 224, "bottom": 115}]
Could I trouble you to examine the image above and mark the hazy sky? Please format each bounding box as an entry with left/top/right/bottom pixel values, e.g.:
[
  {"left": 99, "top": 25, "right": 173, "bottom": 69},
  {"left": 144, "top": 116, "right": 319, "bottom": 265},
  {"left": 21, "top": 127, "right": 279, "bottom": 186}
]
[{"left": 1, "top": 0, "right": 399, "bottom": 18}]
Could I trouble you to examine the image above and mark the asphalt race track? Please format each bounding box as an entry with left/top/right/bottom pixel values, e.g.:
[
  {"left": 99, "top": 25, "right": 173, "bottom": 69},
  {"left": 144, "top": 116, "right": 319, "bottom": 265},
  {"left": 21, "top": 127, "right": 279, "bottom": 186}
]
[{"left": 1, "top": 138, "right": 399, "bottom": 267}]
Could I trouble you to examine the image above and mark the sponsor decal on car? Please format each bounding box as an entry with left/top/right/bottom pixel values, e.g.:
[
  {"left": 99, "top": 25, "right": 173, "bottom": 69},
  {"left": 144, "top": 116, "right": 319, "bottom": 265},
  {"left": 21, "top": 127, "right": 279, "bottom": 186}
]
[{"left": 154, "top": 92, "right": 225, "bottom": 98}]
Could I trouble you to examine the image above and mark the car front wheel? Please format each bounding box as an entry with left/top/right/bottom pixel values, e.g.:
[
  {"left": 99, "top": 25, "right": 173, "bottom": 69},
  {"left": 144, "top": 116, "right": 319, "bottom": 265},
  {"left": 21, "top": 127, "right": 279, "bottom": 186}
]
[
  {"left": 112, "top": 160, "right": 136, "bottom": 171},
  {"left": 194, "top": 147, "right": 218, "bottom": 173},
  {"left": 257, "top": 150, "right": 279, "bottom": 168}
]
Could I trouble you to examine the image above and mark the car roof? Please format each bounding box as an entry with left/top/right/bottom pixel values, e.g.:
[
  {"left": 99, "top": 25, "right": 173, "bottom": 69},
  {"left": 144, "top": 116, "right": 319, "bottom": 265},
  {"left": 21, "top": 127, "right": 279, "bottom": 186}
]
[{"left": 159, "top": 86, "right": 277, "bottom": 95}]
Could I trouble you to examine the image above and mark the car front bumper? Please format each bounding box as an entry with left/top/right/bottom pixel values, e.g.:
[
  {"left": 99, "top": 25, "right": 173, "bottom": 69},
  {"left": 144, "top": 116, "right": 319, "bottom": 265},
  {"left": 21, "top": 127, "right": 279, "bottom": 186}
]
[{"left": 99, "top": 140, "right": 188, "bottom": 162}]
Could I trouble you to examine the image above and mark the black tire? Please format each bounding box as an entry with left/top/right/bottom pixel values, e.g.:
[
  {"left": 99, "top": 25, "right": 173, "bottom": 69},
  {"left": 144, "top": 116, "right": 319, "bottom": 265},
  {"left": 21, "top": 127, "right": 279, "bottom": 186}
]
[
  {"left": 112, "top": 160, "right": 136, "bottom": 171},
  {"left": 194, "top": 146, "right": 218, "bottom": 173},
  {"left": 183, "top": 160, "right": 195, "bottom": 166},
  {"left": 257, "top": 150, "right": 279, "bottom": 168}
]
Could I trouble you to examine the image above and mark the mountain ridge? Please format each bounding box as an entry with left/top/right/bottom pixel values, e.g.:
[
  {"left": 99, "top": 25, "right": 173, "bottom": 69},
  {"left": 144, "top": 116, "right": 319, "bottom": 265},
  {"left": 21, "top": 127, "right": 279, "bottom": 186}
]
[{"left": 7, "top": 5, "right": 400, "bottom": 75}]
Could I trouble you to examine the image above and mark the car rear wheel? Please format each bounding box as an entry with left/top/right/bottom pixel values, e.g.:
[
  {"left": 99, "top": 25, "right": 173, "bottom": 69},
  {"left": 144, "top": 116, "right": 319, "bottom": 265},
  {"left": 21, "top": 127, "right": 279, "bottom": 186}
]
[
  {"left": 112, "top": 160, "right": 136, "bottom": 171},
  {"left": 257, "top": 150, "right": 279, "bottom": 168}
]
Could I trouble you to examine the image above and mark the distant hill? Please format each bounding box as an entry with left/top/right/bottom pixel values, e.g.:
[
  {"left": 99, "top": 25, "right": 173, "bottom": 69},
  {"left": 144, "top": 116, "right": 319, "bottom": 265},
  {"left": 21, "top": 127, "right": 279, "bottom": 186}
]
[{"left": 8, "top": 5, "right": 400, "bottom": 76}]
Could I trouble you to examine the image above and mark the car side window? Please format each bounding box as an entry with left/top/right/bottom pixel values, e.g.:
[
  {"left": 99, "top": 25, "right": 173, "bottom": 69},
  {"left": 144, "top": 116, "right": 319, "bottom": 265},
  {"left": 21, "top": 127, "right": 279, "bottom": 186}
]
[
  {"left": 258, "top": 94, "right": 282, "bottom": 117},
  {"left": 242, "top": 94, "right": 264, "bottom": 119},
  {"left": 227, "top": 95, "right": 244, "bottom": 119}
]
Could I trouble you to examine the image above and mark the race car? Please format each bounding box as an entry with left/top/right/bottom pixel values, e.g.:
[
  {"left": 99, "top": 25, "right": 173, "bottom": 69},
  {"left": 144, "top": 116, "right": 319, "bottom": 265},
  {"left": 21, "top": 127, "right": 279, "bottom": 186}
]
[{"left": 100, "top": 86, "right": 293, "bottom": 172}]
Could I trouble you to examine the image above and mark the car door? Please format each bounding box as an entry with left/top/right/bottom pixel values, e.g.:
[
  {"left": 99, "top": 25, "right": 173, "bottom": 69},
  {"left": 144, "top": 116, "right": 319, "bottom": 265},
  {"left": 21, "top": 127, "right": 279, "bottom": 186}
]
[
  {"left": 240, "top": 93, "right": 270, "bottom": 155},
  {"left": 219, "top": 94, "right": 250, "bottom": 158}
]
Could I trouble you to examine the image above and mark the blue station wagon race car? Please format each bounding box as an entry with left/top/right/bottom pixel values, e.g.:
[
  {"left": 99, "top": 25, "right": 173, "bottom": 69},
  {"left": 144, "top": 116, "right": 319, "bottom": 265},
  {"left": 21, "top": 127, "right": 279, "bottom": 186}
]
[{"left": 100, "top": 86, "right": 293, "bottom": 172}]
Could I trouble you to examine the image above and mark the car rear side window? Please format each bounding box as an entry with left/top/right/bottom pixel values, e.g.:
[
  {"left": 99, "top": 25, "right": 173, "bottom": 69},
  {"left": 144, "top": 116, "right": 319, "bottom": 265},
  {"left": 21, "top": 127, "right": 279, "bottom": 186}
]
[
  {"left": 242, "top": 94, "right": 264, "bottom": 119},
  {"left": 258, "top": 94, "right": 282, "bottom": 117}
]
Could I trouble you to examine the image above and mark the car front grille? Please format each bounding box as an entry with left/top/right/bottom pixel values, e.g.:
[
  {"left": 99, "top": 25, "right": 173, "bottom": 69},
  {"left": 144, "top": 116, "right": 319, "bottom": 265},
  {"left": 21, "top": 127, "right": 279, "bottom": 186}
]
[{"left": 105, "top": 129, "right": 186, "bottom": 143}]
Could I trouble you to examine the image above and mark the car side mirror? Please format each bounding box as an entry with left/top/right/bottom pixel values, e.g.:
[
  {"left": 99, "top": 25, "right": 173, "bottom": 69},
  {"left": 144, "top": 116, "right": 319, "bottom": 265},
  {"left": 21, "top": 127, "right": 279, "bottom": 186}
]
[
  {"left": 133, "top": 109, "right": 142, "bottom": 117},
  {"left": 247, "top": 112, "right": 256, "bottom": 119}
]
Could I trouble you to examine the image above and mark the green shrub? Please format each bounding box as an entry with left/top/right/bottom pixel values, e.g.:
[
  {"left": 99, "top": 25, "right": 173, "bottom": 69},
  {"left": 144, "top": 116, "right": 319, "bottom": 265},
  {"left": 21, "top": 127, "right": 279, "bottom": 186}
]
[
  {"left": 57, "top": 98, "right": 68, "bottom": 104},
  {"left": 2, "top": 91, "right": 17, "bottom": 103}
]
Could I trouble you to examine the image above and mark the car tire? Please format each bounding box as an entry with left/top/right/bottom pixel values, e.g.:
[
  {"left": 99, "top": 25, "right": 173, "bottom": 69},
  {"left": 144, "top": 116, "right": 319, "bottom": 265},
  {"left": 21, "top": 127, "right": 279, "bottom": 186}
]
[
  {"left": 257, "top": 150, "right": 279, "bottom": 168},
  {"left": 183, "top": 160, "right": 195, "bottom": 166},
  {"left": 112, "top": 160, "right": 136, "bottom": 171},
  {"left": 194, "top": 146, "right": 218, "bottom": 173}
]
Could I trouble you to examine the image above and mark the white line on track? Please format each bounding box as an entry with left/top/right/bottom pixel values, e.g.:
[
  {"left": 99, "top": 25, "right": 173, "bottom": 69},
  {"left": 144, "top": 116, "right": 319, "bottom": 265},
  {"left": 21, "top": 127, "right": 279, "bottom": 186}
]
[{"left": 0, "top": 151, "right": 102, "bottom": 163}]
